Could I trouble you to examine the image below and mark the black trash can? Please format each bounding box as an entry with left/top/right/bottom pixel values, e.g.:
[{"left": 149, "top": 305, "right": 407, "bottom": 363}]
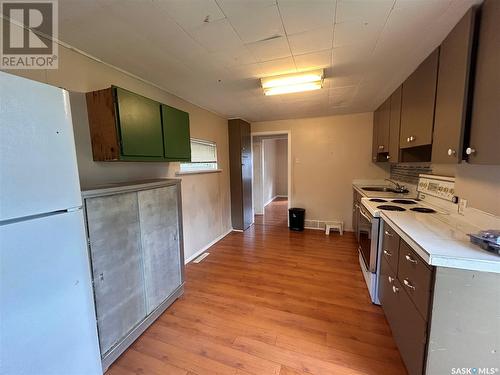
[{"left": 288, "top": 208, "right": 305, "bottom": 231}]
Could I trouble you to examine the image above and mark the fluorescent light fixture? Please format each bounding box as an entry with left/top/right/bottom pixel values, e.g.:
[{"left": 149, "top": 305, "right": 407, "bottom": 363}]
[{"left": 261, "top": 69, "right": 324, "bottom": 96}]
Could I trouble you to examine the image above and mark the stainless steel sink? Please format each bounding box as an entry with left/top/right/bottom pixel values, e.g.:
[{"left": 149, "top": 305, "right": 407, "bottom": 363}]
[{"left": 361, "top": 186, "right": 398, "bottom": 192}]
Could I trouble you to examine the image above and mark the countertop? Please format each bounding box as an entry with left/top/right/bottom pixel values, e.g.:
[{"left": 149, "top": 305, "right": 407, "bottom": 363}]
[
  {"left": 81, "top": 178, "right": 180, "bottom": 197},
  {"left": 379, "top": 208, "right": 500, "bottom": 274},
  {"left": 352, "top": 179, "right": 417, "bottom": 199}
]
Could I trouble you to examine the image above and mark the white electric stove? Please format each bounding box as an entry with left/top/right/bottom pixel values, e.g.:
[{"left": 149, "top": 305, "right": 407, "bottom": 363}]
[{"left": 357, "top": 175, "right": 457, "bottom": 304}]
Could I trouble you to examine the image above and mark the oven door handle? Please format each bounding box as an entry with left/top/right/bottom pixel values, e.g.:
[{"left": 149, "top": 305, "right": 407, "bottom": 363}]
[{"left": 359, "top": 209, "right": 372, "bottom": 222}]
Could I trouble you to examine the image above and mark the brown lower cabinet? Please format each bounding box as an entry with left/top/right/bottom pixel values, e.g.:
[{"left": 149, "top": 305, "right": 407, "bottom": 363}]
[
  {"left": 379, "top": 221, "right": 432, "bottom": 375},
  {"left": 379, "top": 220, "right": 500, "bottom": 374}
]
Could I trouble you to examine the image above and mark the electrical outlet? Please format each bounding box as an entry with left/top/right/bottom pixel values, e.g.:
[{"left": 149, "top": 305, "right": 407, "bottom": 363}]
[{"left": 458, "top": 198, "right": 467, "bottom": 215}]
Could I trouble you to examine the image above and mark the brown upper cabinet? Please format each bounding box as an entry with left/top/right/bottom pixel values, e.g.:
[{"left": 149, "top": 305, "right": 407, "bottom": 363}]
[
  {"left": 432, "top": 8, "right": 477, "bottom": 164},
  {"left": 388, "top": 86, "right": 402, "bottom": 163},
  {"left": 372, "top": 98, "right": 391, "bottom": 162},
  {"left": 400, "top": 48, "right": 439, "bottom": 149},
  {"left": 467, "top": 0, "right": 500, "bottom": 164}
]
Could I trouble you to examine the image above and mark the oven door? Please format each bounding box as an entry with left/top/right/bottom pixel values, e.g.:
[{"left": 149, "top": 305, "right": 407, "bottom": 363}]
[{"left": 357, "top": 206, "right": 379, "bottom": 273}]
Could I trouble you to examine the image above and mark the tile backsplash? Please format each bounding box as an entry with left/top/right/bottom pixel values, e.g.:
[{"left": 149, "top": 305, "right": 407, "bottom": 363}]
[{"left": 390, "top": 164, "right": 432, "bottom": 185}]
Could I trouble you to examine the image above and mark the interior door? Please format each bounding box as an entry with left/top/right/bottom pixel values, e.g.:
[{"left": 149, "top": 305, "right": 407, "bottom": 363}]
[
  {"left": 162, "top": 104, "right": 191, "bottom": 160},
  {"left": 138, "top": 186, "right": 182, "bottom": 314},
  {"left": 114, "top": 87, "right": 164, "bottom": 157},
  {"left": 0, "top": 211, "right": 102, "bottom": 375},
  {"left": 85, "top": 192, "right": 147, "bottom": 355}
]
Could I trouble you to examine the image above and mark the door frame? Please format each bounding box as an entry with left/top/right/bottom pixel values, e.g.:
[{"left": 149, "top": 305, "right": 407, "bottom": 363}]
[{"left": 250, "top": 131, "right": 292, "bottom": 219}]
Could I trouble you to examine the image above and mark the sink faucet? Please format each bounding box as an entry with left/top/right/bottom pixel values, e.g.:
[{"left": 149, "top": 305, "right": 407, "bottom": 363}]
[{"left": 385, "top": 179, "right": 408, "bottom": 193}]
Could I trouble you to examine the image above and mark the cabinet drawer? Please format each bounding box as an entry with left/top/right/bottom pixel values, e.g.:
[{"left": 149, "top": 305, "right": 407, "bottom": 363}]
[
  {"left": 398, "top": 241, "right": 433, "bottom": 319},
  {"left": 380, "top": 258, "right": 427, "bottom": 375},
  {"left": 381, "top": 223, "right": 400, "bottom": 273}
]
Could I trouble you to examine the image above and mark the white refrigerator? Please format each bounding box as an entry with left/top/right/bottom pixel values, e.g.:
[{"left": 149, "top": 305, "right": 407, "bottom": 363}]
[{"left": 0, "top": 71, "right": 102, "bottom": 374}]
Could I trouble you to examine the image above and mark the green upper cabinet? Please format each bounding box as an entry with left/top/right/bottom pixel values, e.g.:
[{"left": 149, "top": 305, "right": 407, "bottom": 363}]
[
  {"left": 114, "top": 87, "right": 164, "bottom": 158},
  {"left": 161, "top": 105, "right": 191, "bottom": 161},
  {"left": 85, "top": 86, "right": 191, "bottom": 162}
]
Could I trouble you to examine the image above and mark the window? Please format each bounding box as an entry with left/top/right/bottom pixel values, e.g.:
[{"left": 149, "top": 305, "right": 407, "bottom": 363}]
[{"left": 179, "top": 139, "right": 218, "bottom": 173}]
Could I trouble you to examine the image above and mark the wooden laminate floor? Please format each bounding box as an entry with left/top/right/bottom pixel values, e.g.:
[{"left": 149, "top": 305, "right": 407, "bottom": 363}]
[{"left": 107, "top": 200, "right": 407, "bottom": 375}]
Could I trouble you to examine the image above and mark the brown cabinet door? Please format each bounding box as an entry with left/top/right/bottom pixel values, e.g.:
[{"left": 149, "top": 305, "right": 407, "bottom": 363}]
[
  {"left": 400, "top": 48, "right": 439, "bottom": 149},
  {"left": 432, "top": 8, "right": 476, "bottom": 164},
  {"left": 377, "top": 98, "right": 391, "bottom": 154},
  {"left": 389, "top": 86, "right": 402, "bottom": 162},
  {"left": 467, "top": 0, "right": 500, "bottom": 164},
  {"left": 371, "top": 109, "right": 380, "bottom": 162}
]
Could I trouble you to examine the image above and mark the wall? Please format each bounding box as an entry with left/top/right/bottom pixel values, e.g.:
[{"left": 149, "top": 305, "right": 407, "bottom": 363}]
[
  {"left": 432, "top": 163, "right": 500, "bottom": 216},
  {"left": 3, "top": 44, "right": 232, "bottom": 262},
  {"left": 275, "top": 139, "right": 288, "bottom": 196},
  {"left": 252, "top": 113, "right": 390, "bottom": 231}
]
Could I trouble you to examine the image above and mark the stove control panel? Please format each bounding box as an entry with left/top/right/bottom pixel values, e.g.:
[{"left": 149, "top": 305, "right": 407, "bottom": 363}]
[{"left": 417, "top": 175, "right": 456, "bottom": 201}]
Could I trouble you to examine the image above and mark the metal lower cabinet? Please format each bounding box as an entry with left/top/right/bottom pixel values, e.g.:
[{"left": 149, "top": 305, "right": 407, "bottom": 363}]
[
  {"left": 85, "top": 192, "right": 146, "bottom": 355},
  {"left": 83, "top": 180, "right": 184, "bottom": 370},
  {"left": 138, "top": 186, "right": 182, "bottom": 314}
]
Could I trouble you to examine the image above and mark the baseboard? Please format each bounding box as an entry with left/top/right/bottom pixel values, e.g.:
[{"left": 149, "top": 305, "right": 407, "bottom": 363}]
[
  {"left": 184, "top": 228, "right": 232, "bottom": 264},
  {"left": 263, "top": 195, "right": 278, "bottom": 207},
  {"left": 276, "top": 195, "right": 288, "bottom": 198}
]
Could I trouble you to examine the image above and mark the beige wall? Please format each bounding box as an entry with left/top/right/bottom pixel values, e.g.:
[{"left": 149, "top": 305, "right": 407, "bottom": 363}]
[
  {"left": 4, "top": 44, "right": 231, "bottom": 262},
  {"left": 262, "top": 139, "right": 278, "bottom": 205},
  {"left": 433, "top": 163, "right": 500, "bottom": 216},
  {"left": 275, "top": 139, "right": 288, "bottom": 196},
  {"left": 252, "top": 113, "right": 390, "bottom": 230}
]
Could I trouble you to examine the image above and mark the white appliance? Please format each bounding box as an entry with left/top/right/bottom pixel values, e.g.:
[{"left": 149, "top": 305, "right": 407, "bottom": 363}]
[
  {"left": 0, "top": 72, "right": 102, "bottom": 374},
  {"left": 358, "top": 175, "right": 456, "bottom": 304}
]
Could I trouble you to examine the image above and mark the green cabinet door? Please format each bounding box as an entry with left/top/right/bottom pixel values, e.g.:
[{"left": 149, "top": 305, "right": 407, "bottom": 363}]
[
  {"left": 114, "top": 87, "right": 164, "bottom": 158},
  {"left": 161, "top": 105, "right": 191, "bottom": 161}
]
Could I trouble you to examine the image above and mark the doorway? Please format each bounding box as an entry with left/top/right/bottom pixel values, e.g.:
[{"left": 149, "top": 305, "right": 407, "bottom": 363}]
[{"left": 251, "top": 132, "right": 290, "bottom": 227}]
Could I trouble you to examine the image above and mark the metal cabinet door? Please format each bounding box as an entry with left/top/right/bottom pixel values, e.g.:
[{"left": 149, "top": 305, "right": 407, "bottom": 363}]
[
  {"left": 162, "top": 104, "right": 191, "bottom": 161},
  {"left": 85, "top": 192, "right": 146, "bottom": 355},
  {"left": 138, "top": 186, "right": 182, "bottom": 314}
]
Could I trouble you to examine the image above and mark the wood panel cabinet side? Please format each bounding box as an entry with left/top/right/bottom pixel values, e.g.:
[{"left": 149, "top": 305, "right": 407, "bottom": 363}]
[{"left": 86, "top": 88, "right": 120, "bottom": 161}]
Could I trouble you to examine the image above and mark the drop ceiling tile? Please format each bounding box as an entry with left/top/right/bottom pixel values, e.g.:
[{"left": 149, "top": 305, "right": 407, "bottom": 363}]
[
  {"left": 259, "top": 56, "right": 297, "bottom": 76},
  {"left": 336, "top": 0, "right": 394, "bottom": 23},
  {"left": 278, "top": 0, "right": 336, "bottom": 35},
  {"left": 153, "top": 0, "right": 225, "bottom": 30},
  {"left": 228, "top": 63, "right": 265, "bottom": 79},
  {"left": 332, "top": 43, "right": 373, "bottom": 71},
  {"left": 246, "top": 37, "right": 291, "bottom": 62},
  {"left": 288, "top": 27, "right": 333, "bottom": 55},
  {"left": 333, "top": 19, "right": 385, "bottom": 47},
  {"left": 225, "top": 4, "right": 285, "bottom": 43},
  {"left": 187, "top": 19, "right": 243, "bottom": 52},
  {"left": 294, "top": 49, "right": 332, "bottom": 70},
  {"left": 331, "top": 75, "right": 363, "bottom": 88},
  {"left": 209, "top": 47, "right": 258, "bottom": 67}
]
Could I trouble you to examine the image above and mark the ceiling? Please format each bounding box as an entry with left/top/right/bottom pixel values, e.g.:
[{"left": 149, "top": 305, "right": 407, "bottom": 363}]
[{"left": 58, "top": 0, "right": 480, "bottom": 122}]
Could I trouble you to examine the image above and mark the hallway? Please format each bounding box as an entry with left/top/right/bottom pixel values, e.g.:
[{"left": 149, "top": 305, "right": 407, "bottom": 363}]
[
  {"left": 107, "top": 202, "right": 406, "bottom": 375},
  {"left": 254, "top": 197, "right": 288, "bottom": 227}
]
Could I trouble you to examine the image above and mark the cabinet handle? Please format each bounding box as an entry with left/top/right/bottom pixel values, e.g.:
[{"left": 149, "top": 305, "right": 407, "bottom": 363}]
[
  {"left": 384, "top": 230, "right": 393, "bottom": 237},
  {"left": 388, "top": 276, "right": 394, "bottom": 283},
  {"left": 406, "top": 137, "right": 410, "bottom": 143},
  {"left": 447, "top": 148, "right": 456, "bottom": 156},
  {"left": 405, "top": 254, "right": 417, "bottom": 264},
  {"left": 386, "top": 155, "right": 391, "bottom": 160},
  {"left": 383, "top": 249, "right": 392, "bottom": 257},
  {"left": 403, "top": 278, "right": 416, "bottom": 290},
  {"left": 392, "top": 285, "right": 399, "bottom": 294},
  {"left": 378, "top": 145, "right": 384, "bottom": 150},
  {"left": 410, "top": 136, "right": 415, "bottom": 142},
  {"left": 99, "top": 273, "right": 104, "bottom": 282},
  {"left": 466, "top": 147, "right": 476, "bottom": 155}
]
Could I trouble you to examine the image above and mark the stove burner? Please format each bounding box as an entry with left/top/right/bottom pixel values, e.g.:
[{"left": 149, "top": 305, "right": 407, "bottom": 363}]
[
  {"left": 370, "top": 198, "right": 387, "bottom": 202},
  {"left": 391, "top": 199, "right": 417, "bottom": 205},
  {"left": 411, "top": 207, "right": 436, "bottom": 213},
  {"left": 377, "top": 205, "right": 406, "bottom": 212}
]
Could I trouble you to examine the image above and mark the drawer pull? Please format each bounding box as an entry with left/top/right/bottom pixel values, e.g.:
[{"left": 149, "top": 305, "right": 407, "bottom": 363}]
[
  {"left": 384, "top": 230, "right": 393, "bottom": 237},
  {"left": 388, "top": 276, "right": 394, "bottom": 283},
  {"left": 405, "top": 254, "right": 417, "bottom": 264},
  {"left": 383, "top": 249, "right": 392, "bottom": 257},
  {"left": 392, "top": 285, "right": 399, "bottom": 294},
  {"left": 403, "top": 278, "right": 416, "bottom": 290}
]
